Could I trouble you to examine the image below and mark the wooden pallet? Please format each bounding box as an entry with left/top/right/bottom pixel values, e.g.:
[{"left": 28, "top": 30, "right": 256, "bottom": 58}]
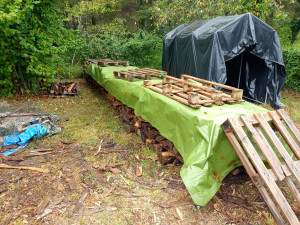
[
  {"left": 222, "top": 109, "right": 300, "bottom": 224},
  {"left": 181, "top": 74, "right": 243, "bottom": 104},
  {"left": 113, "top": 68, "right": 167, "bottom": 82},
  {"left": 143, "top": 75, "right": 244, "bottom": 108},
  {"left": 87, "top": 59, "right": 130, "bottom": 67}
]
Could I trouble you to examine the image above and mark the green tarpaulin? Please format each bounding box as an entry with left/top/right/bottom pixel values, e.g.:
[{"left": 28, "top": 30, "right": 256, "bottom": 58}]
[{"left": 87, "top": 64, "right": 268, "bottom": 206}]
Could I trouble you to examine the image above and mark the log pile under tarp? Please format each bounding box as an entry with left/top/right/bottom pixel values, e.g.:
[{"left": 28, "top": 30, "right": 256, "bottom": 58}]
[
  {"left": 85, "top": 74, "right": 183, "bottom": 165},
  {"left": 49, "top": 82, "right": 79, "bottom": 98}
]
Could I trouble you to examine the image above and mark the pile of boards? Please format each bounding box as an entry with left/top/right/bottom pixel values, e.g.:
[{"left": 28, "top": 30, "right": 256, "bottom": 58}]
[
  {"left": 49, "top": 82, "right": 79, "bottom": 98},
  {"left": 113, "top": 67, "right": 244, "bottom": 108}
]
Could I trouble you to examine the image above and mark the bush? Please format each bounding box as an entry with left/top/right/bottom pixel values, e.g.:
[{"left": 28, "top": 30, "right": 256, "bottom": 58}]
[
  {"left": 123, "top": 31, "right": 163, "bottom": 69},
  {"left": 85, "top": 33, "right": 126, "bottom": 60},
  {"left": 0, "top": 0, "right": 67, "bottom": 96},
  {"left": 282, "top": 47, "right": 300, "bottom": 90},
  {"left": 81, "top": 31, "right": 163, "bottom": 69}
]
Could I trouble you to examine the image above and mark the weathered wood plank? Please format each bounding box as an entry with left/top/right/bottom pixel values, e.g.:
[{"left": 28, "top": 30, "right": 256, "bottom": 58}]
[
  {"left": 277, "top": 109, "right": 300, "bottom": 145},
  {"left": 241, "top": 116, "right": 285, "bottom": 181},
  {"left": 255, "top": 113, "right": 300, "bottom": 185},
  {"left": 270, "top": 111, "right": 300, "bottom": 159}
]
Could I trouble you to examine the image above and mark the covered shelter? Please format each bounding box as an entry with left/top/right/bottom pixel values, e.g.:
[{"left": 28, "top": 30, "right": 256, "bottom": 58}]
[{"left": 162, "top": 13, "right": 286, "bottom": 108}]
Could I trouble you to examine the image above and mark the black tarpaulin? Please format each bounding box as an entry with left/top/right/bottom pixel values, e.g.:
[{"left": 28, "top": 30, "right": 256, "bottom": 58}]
[{"left": 162, "top": 13, "right": 286, "bottom": 108}]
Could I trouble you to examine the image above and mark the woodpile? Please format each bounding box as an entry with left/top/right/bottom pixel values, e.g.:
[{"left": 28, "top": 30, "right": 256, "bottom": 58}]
[
  {"left": 112, "top": 67, "right": 244, "bottom": 108},
  {"left": 49, "top": 82, "right": 79, "bottom": 98},
  {"left": 113, "top": 102, "right": 183, "bottom": 165},
  {"left": 85, "top": 73, "right": 183, "bottom": 165},
  {"left": 143, "top": 75, "right": 244, "bottom": 108}
]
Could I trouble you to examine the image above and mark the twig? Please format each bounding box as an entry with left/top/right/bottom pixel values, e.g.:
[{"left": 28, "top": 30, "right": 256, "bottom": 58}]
[
  {"left": 0, "top": 189, "right": 7, "bottom": 194},
  {"left": 0, "top": 164, "right": 49, "bottom": 173},
  {"left": 73, "top": 189, "right": 90, "bottom": 214},
  {"left": 94, "top": 139, "right": 103, "bottom": 156},
  {"left": 0, "top": 175, "right": 24, "bottom": 185},
  {"left": 99, "top": 150, "right": 128, "bottom": 154},
  {"left": 115, "top": 193, "right": 148, "bottom": 198},
  {"left": 10, "top": 148, "right": 53, "bottom": 156},
  {"left": 28, "top": 148, "right": 53, "bottom": 153}
]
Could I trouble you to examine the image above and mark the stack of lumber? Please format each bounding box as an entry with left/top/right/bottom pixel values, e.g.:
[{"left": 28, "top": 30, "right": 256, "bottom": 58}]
[
  {"left": 112, "top": 67, "right": 244, "bottom": 108},
  {"left": 49, "top": 82, "right": 79, "bottom": 98},
  {"left": 143, "top": 75, "right": 244, "bottom": 108}
]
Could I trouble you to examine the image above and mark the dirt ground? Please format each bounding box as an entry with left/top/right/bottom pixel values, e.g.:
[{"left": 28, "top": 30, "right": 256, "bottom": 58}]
[{"left": 0, "top": 79, "right": 299, "bottom": 225}]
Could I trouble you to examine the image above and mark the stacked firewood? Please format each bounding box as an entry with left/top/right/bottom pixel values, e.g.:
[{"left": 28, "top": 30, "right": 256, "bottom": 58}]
[
  {"left": 112, "top": 101, "right": 184, "bottom": 165},
  {"left": 85, "top": 74, "right": 183, "bottom": 165},
  {"left": 49, "top": 82, "right": 79, "bottom": 98}
]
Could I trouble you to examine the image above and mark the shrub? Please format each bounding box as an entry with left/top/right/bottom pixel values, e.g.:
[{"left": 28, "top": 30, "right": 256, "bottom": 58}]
[
  {"left": 78, "top": 31, "right": 163, "bottom": 69},
  {"left": 0, "top": 0, "right": 65, "bottom": 96},
  {"left": 122, "top": 31, "right": 163, "bottom": 69},
  {"left": 282, "top": 47, "right": 300, "bottom": 91}
]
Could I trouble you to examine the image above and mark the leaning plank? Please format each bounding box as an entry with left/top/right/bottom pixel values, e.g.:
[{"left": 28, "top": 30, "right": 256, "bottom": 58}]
[
  {"left": 269, "top": 111, "right": 300, "bottom": 159},
  {"left": 284, "top": 177, "right": 300, "bottom": 205},
  {"left": 222, "top": 122, "right": 285, "bottom": 225},
  {"left": 277, "top": 109, "right": 300, "bottom": 144},
  {"left": 227, "top": 117, "right": 299, "bottom": 224}
]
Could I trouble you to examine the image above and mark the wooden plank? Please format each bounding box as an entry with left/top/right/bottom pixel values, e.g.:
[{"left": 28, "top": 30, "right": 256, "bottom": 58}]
[
  {"left": 269, "top": 111, "right": 300, "bottom": 159},
  {"left": 281, "top": 160, "right": 300, "bottom": 177},
  {"left": 284, "top": 177, "right": 300, "bottom": 205},
  {"left": 241, "top": 116, "right": 285, "bottom": 181},
  {"left": 277, "top": 109, "right": 300, "bottom": 145},
  {"left": 164, "top": 75, "right": 221, "bottom": 94},
  {"left": 181, "top": 74, "right": 243, "bottom": 94},
  {"left": 222, "top": 122, "right": 286, "bottom": 225},
  {"left": 227, "top": 117, "right": 299, "bottom": 224},
  {"left": 268, "top": 160, "right": 300, "bottom": 176},
  {"left": 255, "top": 113, "right": 300, "bottom": 185}
]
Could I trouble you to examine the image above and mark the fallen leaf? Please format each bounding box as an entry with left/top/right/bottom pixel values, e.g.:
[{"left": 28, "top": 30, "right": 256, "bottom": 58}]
[
  {"left": 134, "top": 154, "right": 140, "bottom": 162},
  {"left": 109, "top": 167, "right": 121, "bottom": 174},
  {"left": 98, "top": 164, "right": 108, "bottom": 171}
]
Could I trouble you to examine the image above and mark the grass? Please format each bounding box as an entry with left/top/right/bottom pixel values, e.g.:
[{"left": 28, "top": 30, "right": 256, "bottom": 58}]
[
  {"left": 262, "top": 89, "right": 300, "bottom": 129},
  {"left": 281, "top": 89, "right": 300, "bottom": 129}
]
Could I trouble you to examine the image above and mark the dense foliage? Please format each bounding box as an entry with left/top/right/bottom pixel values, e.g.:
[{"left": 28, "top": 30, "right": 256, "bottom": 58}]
[
  {"left": 283, "top": 47, "right": 300, "bottom": 90},
  {"left": 0, "top": 0, "right": 67, "bottom": 96},
  {"left": 0, "top": 0, "right": 299, "bottom": 95}
]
